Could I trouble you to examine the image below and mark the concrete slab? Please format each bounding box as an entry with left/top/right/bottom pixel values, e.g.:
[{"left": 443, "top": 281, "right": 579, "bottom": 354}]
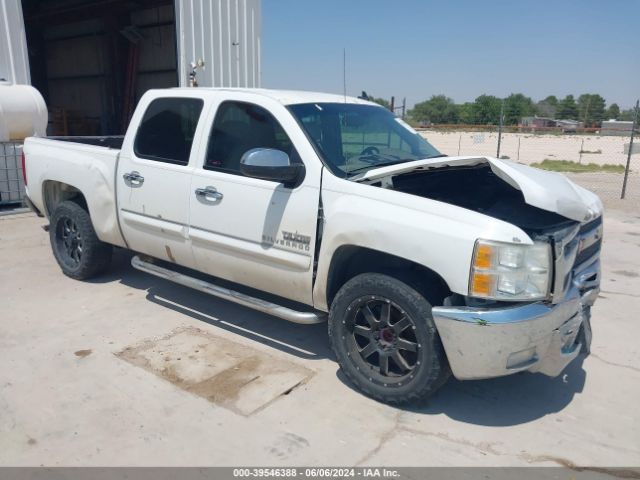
[
  {"left": 117, "top": 326, "right": 313, "bottom": 416},
  {"left": 0, "top": 210, "right": 639, "bottom": 467}
]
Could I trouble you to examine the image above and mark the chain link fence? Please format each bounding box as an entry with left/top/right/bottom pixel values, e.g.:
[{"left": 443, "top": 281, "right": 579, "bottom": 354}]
[{"left": 419, "top": 127, "right": 639, "bottom": 212}]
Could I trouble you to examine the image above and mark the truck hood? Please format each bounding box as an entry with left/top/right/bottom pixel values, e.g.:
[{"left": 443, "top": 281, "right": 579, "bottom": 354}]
[{"left": 352, "top": 156, "right": 603, "bottom": 222}]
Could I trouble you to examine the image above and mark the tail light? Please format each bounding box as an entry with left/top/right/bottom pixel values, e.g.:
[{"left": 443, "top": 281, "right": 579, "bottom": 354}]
[{"left": 21, "top": 151, "right": 27, "bottom": 186}]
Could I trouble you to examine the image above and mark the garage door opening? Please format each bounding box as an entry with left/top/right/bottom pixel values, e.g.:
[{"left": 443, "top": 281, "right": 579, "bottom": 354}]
[{"left": 22, "top": 0, "right": 179, "bottom": 136}]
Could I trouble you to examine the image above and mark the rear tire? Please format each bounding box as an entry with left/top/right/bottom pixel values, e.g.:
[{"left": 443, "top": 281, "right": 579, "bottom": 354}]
[
  {"left": 50, "top": 201, "right": 112, "bottom": 280},
  {"left": 329, "top": 273, "right": 450, "bottom": 405}
]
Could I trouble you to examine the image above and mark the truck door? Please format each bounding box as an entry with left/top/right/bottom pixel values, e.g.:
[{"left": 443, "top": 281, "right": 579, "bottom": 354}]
[
  {"left": 116, "top": 95, "right": 206, "bottom": 268},
  {"left": 189, "top": 99, "right": 321, "bottom": 305}
]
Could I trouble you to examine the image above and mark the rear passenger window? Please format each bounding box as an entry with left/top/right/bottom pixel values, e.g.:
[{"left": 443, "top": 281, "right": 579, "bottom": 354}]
[
  {"left": 205, "top": 101, "right": 299, "bottom": 173},
  {"left": 134, "top": 97, "right": 204, "bottom": 165}
]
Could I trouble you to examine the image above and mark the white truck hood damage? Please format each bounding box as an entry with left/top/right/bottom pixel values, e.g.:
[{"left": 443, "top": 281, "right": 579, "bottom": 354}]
[{"left": 353, "top": 156, "right": 603, "bottom": 223}]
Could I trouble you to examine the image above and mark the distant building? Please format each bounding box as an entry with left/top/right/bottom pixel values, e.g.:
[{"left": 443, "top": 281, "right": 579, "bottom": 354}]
[
  {"left": 555, "top": 119, "right": 582, "bottom": 133},
  {"left": 520, "top": 116, "right": 583, "bottom": 132},
  {"left": 521, "top": 116, "right": 556, "bottom": 128},
  {"left": 601, "top": 120, "right": 634, "bottom": 136}
]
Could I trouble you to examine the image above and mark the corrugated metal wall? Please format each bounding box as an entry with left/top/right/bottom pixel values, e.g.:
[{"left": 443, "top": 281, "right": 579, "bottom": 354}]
[
  {"left": 0, "top": 0, "right": 30, "bottom": 84},
  {"left": 175, "top": 0, "right": 261, "bottom": 88}
]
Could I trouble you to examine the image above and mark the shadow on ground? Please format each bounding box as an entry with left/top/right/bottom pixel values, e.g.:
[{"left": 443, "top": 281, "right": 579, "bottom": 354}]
[
  {"left": 335, "top": 355, "right": 587, "bottom": 426},
  {"left": 100, "top": 249, "right": 586, "bottom": 426},
  {"left": 403, "top": 356, "right": 586, "bottom": 426},
  {"left": 94, "top": 249, "right": 332, "bottom": 361}
]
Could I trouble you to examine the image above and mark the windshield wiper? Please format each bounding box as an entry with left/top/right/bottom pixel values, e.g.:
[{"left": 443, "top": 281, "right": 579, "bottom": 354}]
[{"left": 346, "top": 159, "right": 409, "bottom": 176}]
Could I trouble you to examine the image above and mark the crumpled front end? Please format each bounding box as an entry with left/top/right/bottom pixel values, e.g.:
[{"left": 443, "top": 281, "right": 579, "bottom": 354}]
[{"left": 432, "top": 217, "right": 602, "bottom": 380}]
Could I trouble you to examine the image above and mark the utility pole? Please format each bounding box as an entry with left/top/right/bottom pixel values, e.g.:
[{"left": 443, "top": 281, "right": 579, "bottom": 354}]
[
  {"left": 621, "top": 99, "right": 639, "bottom": 199},
  {"left": 402, "top": 97, "right": 406, "bottom": 119},
  {"left": 496, "top": 99, "right": 505, "bottom": 158}
]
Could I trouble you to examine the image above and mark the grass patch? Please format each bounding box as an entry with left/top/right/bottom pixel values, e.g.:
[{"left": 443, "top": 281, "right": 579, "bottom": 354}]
[
  {"left": 579, "top": 149, "right": 602, "bottom": 154},
  {"left": 531, "top": 159, "right": 625, "bottom": 173}
]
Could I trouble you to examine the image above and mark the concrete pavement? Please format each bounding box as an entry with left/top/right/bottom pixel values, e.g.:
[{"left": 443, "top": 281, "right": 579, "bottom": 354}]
[{"left": 0, "top": 210, "right": 638, "bottom": 467}]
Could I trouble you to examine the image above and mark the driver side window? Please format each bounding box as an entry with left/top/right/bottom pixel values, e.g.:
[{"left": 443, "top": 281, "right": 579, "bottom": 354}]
[{"left": 205, "top": 101, "right": 300, "bottom": 174}]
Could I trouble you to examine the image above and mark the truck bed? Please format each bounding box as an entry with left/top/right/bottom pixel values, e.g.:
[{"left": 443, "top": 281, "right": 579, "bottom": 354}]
[
  {"left": 47, "top": 136, "right": 124, "bottom": 150},
  {"left": 23, "top": 136, "right": 126, "bottom": 247}
]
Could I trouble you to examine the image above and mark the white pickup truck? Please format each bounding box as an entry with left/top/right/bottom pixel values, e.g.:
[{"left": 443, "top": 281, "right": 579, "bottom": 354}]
[{"left": 23, "top": 88, "right": 603, "bottom": 404}]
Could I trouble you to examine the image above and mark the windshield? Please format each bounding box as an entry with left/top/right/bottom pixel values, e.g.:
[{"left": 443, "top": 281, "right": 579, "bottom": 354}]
[{"left": 288, "top": 102, "right": 442, "bottom": 177}]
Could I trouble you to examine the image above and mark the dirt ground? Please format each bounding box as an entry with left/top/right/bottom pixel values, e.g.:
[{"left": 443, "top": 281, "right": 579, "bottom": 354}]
[
  {"left": 0, "top": 211, "right": 639, "bottom": 467},
  {"left": 421, "top": 130, "right": 635, "bottom": 167}
]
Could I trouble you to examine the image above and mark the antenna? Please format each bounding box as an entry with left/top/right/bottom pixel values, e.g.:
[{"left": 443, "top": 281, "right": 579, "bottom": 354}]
[{"left": 343, "top": 48, "right": 346, "bottom": 102}]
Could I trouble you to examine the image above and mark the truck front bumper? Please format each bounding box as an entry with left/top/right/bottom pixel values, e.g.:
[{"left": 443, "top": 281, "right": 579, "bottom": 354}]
[{"left": 432, "top": 259, "right": 599, "bottom": 380}]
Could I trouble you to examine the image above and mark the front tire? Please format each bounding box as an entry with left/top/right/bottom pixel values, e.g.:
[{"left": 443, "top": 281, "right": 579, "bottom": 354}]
[
  {"left": 50, "top": 201, "right": 112, "bottom": 280},
  {"left": 329, "top": 273, "right": 450, "bottom": 405}
]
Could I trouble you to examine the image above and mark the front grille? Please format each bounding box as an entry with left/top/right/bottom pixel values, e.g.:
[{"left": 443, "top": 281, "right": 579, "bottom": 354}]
[
  {"left": 575, "top": 216, "right": 603, "bottom": 267},
  {"left": 552, "top": 215, "right": 602, "bottom": 302},
  {"left": 580, "top": 216, "right": 602, "bottom": 234},
  {"left": 576, "top": 238, "right": 601, "bottom": 266}
]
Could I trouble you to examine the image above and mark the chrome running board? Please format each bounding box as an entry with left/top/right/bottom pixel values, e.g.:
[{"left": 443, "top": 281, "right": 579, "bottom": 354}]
[{"left": 131, "top": 255, "right": 326, "bottom": 325}]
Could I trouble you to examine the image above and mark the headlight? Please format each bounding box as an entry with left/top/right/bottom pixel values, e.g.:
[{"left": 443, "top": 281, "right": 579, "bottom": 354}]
[{"left": 469, "top": 239, "right": 551, "bottom": 301}]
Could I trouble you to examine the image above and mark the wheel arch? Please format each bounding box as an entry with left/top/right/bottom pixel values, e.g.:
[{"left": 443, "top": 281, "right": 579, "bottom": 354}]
[
  {"left": 42, "top": 180, "right": 88, "bottom": 217},
  {"left": 41, "top": 179, "right": 126, "bottom": 248},
  {"left": 325, "top": 245, "right": 452, "bottom": 309}
]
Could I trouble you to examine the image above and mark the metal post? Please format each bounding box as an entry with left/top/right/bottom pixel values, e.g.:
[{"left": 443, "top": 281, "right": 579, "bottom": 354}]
[
  {"left": 579, "top": 138, "right": 584, "bottom": 164},
  {"left": 621, "top": 99, "right": 639, "bottom": 200},
  {"left": 496, "top": 99, "right": 505, "bottom": 158},
  {"left": 517, "top": 136, "right": 521, "bottom": 162},
  {"left": 390, "top": 96, "right": 395, "bottom": 113},
  {"left": 402, "top": 97, "right": 406, "bottom": 119}
]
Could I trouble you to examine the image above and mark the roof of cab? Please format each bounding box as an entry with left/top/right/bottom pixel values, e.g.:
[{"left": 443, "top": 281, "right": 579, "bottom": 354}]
[{"left": 170, "top": 87, "right": 378, "bottom": 106}]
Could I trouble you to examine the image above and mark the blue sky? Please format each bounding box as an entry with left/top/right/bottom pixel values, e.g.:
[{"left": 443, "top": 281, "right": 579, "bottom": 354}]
[{"left": 262, "top": 0, "right": 640, "bottom": 109}]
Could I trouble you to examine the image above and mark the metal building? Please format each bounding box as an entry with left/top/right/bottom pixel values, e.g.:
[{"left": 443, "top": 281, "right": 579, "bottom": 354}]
[
  {"left": 1, "top": 0, "right": 261, "bottom": 136},
  {"left": 176, "top": 0, "right": 261, "bottom": 90},
  {"left": 0, "top": 0, "right": 31, "bottom": 84}
]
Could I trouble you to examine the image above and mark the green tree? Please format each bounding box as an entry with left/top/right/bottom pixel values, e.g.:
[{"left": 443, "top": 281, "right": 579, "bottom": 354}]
[
  {"left": 503, "top": 93, "right": 536, "bottom": 125},
  {"left": 578, "top": 94, "right": 606, "bottom": 126},
  {"left": 457, "top": 102, "right": 476, "bottom": 124},
  {"left": 369, "top": 97, "right": 391, "bottom": 110},
  {"left": 409, "top": 95, "right": 458, "bottom": 124},
  {"left": 536, "top": 95, "right": 558, "bottom": 117},
  {"left": 619, "top": 108, "right": 636, "bottom": 121},
  {"left": 556, "top": 95, "right": 578, "bottom": 120},
  {"left": 605, "top": 103, "right": 620, "bottom": 120},
  {"left": 472, "top": 95, "right": 502, "bottom": 125}
]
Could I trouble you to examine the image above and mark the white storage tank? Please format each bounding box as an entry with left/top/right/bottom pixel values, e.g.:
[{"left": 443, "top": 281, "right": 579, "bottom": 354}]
[{"left": 0, "top": 81, "right": 48, "bottom": 142}]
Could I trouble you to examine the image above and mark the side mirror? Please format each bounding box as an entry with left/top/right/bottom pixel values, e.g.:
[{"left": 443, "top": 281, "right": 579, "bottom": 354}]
[{"left": 239, "top": 148, "right": 304, "bottom": 187}]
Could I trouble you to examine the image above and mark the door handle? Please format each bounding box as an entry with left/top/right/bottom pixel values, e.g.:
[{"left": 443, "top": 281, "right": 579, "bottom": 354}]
[
  {"left": 195, "top": 186, "right": 223, "bottom": 202},
  {"left": 123, "top": 171, "right": 144, "bottom": 186}
]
